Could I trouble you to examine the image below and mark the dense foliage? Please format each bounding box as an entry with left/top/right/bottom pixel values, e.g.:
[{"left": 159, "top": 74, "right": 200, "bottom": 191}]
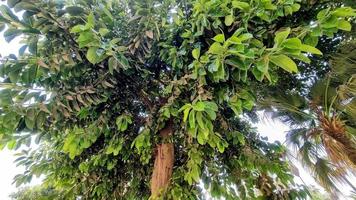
[
  {"left": 0, "top": 0, "right": 354, "bottom": 199},
  {"left": 9, "top": 185, "right": 60, "bottom": 200}
]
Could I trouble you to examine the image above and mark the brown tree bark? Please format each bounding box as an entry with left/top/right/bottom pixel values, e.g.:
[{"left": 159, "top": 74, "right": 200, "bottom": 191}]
[{"left": 150, "top": 121, "right": 174, "bottom": 198}]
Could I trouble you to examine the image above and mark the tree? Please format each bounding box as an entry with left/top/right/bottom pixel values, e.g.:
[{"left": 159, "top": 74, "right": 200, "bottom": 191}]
[
  {"left": 0, "top": 0, "right": 354, "bottom": 199},
  {"left": 9, "top": 185, "right": 61, "bottom": 200},
  {"left": 260, "top": 40, "right": 356, "bottom": 194}
]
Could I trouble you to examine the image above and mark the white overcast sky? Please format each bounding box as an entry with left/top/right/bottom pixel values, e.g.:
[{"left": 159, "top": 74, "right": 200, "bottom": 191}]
[{"left": 0, "top": 2, "right": 354, "bottom": 200}]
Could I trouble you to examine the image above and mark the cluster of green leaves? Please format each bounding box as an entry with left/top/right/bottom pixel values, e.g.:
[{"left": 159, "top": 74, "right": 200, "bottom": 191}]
[
  {"left": 70, "top": 12, "right": 130, "bottom": 69},
  {"left": 0, "top": 0, "right": 354, "bottom": 199},
  {"left": 184, "top": 147, "right": 203, "bottom": 185},
  {"left": 228, "top": 89, "right": 255, "bottom": 115},
  {"left": 63, "top": 124, "right": 101, "bottom": 159},
  {"left": 9, "top": 185, "right": 61, "bottom": 200},
  {"left": 180, "top": 101, "right": 227, "bottom": 151},
  {"left": 131, "top": 128, "right": 152, "bottom": 164},
  {"left": 314, "top": 7, "right": 355, "bottom": 37}
]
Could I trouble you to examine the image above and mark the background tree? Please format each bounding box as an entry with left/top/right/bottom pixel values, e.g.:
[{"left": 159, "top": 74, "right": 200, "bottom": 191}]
[
  {"left": 258, "top": 3, "right": 356, "bottom": 195},
  {"left": 9, "top": 185, "right": 61, "bottom": 200},
  {"left": 0, "top": 0, "right": 354, "bottom": 199},
  {"left": 260, "top": 41, "right": 356, "bottom": 194}
]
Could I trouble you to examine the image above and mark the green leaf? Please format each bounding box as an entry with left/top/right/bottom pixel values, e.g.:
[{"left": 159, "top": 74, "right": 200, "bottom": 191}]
[
  {"left": 212, "top": 34, "right": 225, "bottom": 43},
  {"left": 163, "top": 107, "right": 170, "bottom": 118},
  {"left": 4, "top": 28, "right": 21, "bottom": 42},
  {"left": 79, "top": 162, "right": 88, "bottom": 173},
  {"left": 242, "top": 100, "right": 254, "bottom": 110},
  {"left": 86, "top": 12, "right": 95, "bottom": 28},
  {"left": 117, "top": 54, "right": 130, "bottom": 70},
  {"left": 183, "top": 107, "right": 191, "bottom": 122},
  {"left": 9, "top": 70, "right": 19, "bottom": 83},
  {"left": 229, "top": 98, "right": 242, "bottom": 116},
  {"left": 291, "top": 4, "right": 301, "bottom": 12},
  {"left": 205, "top": 109, "right": 216, "bottom": 120},
  {"left": 208, "top": 42, "right": 225, "bottom": 55},
  {"left": 0, "top": 23, "right": 5, "bottom": 32},
  {"left": 232, "top": 1, "right": 250, "bottom": 11},
  {"left": 70, "top": 25, "right": 86, "bottom": 33},
  {"left": 193, "top": 102, "right": 205, "bottom": 111},
  {"left": 133, "top": 133, "right": 145, "bottom": 149},
  {"left": 317, "top": 9, "right": 329, "bottom": 20},
  {"left": 284, "top": 6, "right": 293, "bottom": 15},
  {"left": 25, "top": 117, "right": 35, "bottom": 130},
  {"left": 299, "top": 44, "right": 323, "bottom": 55},
  {"left": 102, "top": 6, "right": 114, "bottom": 21},
  {"left": 7, "top": 139, "right": 17, "bottom": 150},
  {"left": 99, "top": 28, "right": 110, "bottom": 36},
  {"left": 224, "top": 15, "right": 234, "bottom": 26},
  {"left": 36, "top": 111, "right": 46, "bottom": 129},
  {"left": 116, "top": 116, "right": 123, "bottom": 130},
  {"left": 108, "top": 57, "right": 117, "bottom": 74},
  {"left": 304, "top": 35, "right": 318, "bottom": 47},
  {"left": 270, "top": 54, "right": 298, "bottom": 73},
  {"left": 0, "top": 5, "right": 19, "bottom": 22},
  {"left": 225, "top": 58, "right": 246, "bottom": 70},
  {"left": 189, "top": 110, "right": 196, "bottom": 128},
  {"left": 191, "top": 165, "right": 200, "bottom": 182},
  {"left": 217, "top": 141, "right": 225, "bottom": 153},
  {"left": 27, "top": 109, "right": 35, "bottom": 120},
  {"left": 7, "top": 0, "right": 21, "bottom": 8},
  {"left": 282, "top": 38, "right": 302, "bottom": 49},
  {"left": 86, "top": 47, "right": 106, "bottom": 64},
  {"left": 192, "top": 48, "right": 200, "bottom": 60},
  {"left": 120, "top": 120, "right": 128, "bottom": 131},
  {"left": 292, "top": 54, "right": 311, "bottom": 64},
  {"left": 197, "top": 131, "right": 205, "bottom": 145},
  {"left": 205, "top": 102, "right": 218, "bottom": 112},
  {"left": 235, "top": 131, "right": 245, "bottom": 145},
  {"left": 337, "top": 20, "right": 351, "bottom": 31},
  {"left": 238, "top": 33, "right": 253, "bottom": 42},
  {"left": 332, "top": 7, "right": 356, "bottom": 17},
  {"left": 321, "top": 16, "right": 338, "bottom": 29},
  {"left": 208, "top": 59, "right": 220, "bottom": 72},
  {"left": 274, "top": 28, "right": 290, "bottom": 46},
  {"left": 196, "top": 112, "right": 205, "bottom": 130},
  {"left": 179, "top": 104, "right": 191, "bottom": 112}
]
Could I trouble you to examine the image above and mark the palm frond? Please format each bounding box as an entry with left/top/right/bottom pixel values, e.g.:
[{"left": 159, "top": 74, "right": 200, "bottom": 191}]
[
  {"left": 314, "top": 158, "right": 338, "bottom": 193},
  {"left": 260, "top": 41, "right": 356, "bottom": 195}
]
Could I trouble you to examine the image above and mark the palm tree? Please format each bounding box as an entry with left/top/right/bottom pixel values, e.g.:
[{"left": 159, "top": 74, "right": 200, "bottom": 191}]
[{"left": 259, "top": 41, "right": 356, "bottom": 194}]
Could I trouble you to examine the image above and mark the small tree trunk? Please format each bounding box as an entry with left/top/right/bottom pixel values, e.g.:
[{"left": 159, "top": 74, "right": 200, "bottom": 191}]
[{"left": 150, "top": 122, "right": 174, "bottom": 198}]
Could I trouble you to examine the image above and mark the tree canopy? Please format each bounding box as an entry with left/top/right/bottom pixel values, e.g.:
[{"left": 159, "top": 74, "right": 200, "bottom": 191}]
[{"left": 0, "top": 0, "right": 355, "bottom": 199}]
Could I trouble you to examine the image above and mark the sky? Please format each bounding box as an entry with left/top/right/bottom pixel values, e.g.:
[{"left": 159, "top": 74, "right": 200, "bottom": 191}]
[{"left": 0, "top": 3, "right": 353, "bottom": 200}]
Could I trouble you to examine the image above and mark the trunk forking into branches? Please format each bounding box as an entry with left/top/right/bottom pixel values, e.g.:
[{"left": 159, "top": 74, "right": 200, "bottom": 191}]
[{"left": 150, "top": 121, "right": 174, "bottom": 198}]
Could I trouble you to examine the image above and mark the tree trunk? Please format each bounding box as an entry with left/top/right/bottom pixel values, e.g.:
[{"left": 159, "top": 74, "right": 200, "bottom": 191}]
[{"left": 150, "top": 121, "right": 174, "bottom": 198}]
